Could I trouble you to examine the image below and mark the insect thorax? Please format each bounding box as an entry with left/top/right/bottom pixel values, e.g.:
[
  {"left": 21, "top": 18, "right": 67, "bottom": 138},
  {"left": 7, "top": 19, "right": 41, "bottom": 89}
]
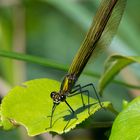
[
  {"left": 50, "top": 73, "right": 77, "bottom": 104},
  {"left": 60, "top": 73, "right": 77, "bottom": 93}
]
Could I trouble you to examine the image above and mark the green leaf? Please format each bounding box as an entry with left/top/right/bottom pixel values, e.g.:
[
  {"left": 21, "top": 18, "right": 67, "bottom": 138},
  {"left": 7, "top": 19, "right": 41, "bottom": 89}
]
[
  {"left": 109, "top": 96, "right": 140, "bottom": 140},
  {"left": 122, "top": 100, "right": 129, "bottom": 109},
  {"left": 0, "top": 106, "right": 2, "bottom": 127},
  {"left": 98, "top": 55, "right": 140, "bottom": 95},
  {"left": 1, "top": 78, "right": 111, "bottom": 136}
]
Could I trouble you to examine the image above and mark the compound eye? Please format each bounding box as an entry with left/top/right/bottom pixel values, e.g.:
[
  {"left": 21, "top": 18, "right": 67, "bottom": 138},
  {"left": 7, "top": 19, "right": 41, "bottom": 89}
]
[
  {"left": 50, "top": 92, "right": 56, "bottom": 98},
  {"left": 61, "top": 95, "right": 66, "bottom": 101}
]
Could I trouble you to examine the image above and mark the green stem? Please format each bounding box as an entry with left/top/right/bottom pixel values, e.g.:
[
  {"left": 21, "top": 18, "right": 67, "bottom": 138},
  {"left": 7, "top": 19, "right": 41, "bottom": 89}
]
[
  {"left": 0, "top": 50, "right": 140, "bottom": 90},
  {"left": 84, "top": 71, "right": 140, "bottom": 89},
  {"left": 91, "top": 121, "right": 113, "bottom": 128},
  {"left": 0, "top": 50, "right": 68, "bottom": 71},
  {"left": 107, "top": 104, "right": 119, "bottom": 116}
]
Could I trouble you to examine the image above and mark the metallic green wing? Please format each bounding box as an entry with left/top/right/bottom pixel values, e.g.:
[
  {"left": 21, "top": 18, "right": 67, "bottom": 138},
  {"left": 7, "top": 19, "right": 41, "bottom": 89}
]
[{"left": 68, "top": 0, "right": 127, "bottom": 78}]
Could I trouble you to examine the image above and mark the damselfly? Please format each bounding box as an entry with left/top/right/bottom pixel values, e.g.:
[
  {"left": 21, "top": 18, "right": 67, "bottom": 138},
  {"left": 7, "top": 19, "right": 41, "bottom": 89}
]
[{"left": 50, "top": 0, "right": 126, "bottom": 128}]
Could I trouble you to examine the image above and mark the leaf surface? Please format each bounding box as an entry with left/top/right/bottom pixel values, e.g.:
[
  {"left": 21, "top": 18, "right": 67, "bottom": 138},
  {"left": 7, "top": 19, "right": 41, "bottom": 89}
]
[
  {"left": 1, "top": 78, "right": 111, "bottom": 136},
  {"left": 109, "top": 96, "right": 140, "bottom": 140}
]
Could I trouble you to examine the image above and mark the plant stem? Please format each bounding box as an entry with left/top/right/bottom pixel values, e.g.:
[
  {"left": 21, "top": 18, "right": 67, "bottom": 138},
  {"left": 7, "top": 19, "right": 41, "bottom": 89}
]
[{"left": 0, "top": 51, "right": 140, "bottom": 90}]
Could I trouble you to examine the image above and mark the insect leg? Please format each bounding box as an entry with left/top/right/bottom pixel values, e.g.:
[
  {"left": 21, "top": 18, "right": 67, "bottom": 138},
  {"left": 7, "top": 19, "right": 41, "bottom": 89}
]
[
  {"left": 50, "top": 103, "right": 57, "bottom": 128},
  {"left": 80, "top": 83, "right": 102, "bottom": 108},
  {"left": 69, "top": 84, "right": 85, "bottom": 106},
  {"left": 65, "top": 100, "right": 74, "bottom": 113}
]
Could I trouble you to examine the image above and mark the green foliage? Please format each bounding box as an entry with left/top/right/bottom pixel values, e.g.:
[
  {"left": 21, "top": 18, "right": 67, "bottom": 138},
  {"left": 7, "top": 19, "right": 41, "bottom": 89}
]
[
  {"left": 0, "top": 0, "right": 140, "bottom": 139},
  {"left": 99, "top": 55, "right": 140, "bottom": 95},
  {"left": 0, "top": 78, "right": 112, "bottom": 136},
  {"left": 0, "top": 52, "right": 139, "bottom": 138},
  {"left": 109, "top": 96, "right": 140, "bottom": 140},
  {"left": 0, "top": 129, "right": 21, "bottom": 140},
  {"left": 122, "top": 100, "right": 129, "bottom": 109},
  {"left": 0, "top": 106, "right": 2, "bottom": 127}
]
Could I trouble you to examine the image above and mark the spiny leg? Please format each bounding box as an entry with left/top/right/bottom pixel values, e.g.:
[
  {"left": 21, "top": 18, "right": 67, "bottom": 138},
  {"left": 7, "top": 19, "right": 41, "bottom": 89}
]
[
  {"left": 49, "top": 101, "right": 74, "bottom": 129},
  {"left": 69, "top": 83, "right": 102, "bottom": 113},
  {"left": 50, "top": 103, "right": 57, "bottom": 128},
  {"left": 64, "top": 84, "right": 103, "bottom": 131},
  {"left": 81, "top": 89, "right": 91, "bottom": 114},
  {"left": 63, "top": 100, "right": 76, "bottom": 131},
  {"left": 65, "top": 100, "right": 74, "bottom": 113},
  {"left": 79, "top": 83, "right": 102, "bottom": 108},
  {"left": 68, "top": 88, "right": 92, "bottom": 114},
  {"left": 63, "top": 111, "right": 77, "bottom": 132},
  {"left": 70, "top": 84, "right": 85, "bottom": 107}
]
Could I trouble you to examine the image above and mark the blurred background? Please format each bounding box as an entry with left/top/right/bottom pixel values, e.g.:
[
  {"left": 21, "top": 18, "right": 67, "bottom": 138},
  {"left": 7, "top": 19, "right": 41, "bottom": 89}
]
[{"left": 0, "top": 0, "right": 140, "bottom": 139}]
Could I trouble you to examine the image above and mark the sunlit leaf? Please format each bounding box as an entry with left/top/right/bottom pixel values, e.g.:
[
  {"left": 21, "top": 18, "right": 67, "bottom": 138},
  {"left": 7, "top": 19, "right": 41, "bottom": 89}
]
[
  {"left": 122, "top": 100, "right": 129, "bottom": 109},
  {"left": 109, "top": 96, "right": 140, "bottom": 140},
  {"left": 1, "top": 78, "right": 111, "bottom": 136},
  {"left": 0, "top": 106, "right": 2, "bottom": 127}
]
